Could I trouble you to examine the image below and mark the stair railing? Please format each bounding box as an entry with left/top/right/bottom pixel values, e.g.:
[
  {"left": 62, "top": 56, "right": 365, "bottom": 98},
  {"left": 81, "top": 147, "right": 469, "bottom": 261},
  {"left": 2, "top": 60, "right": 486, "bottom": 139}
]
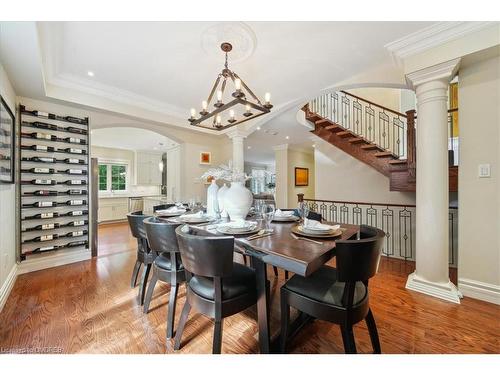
[{"left": 309, "top": 90, "right": 408, "bottom": 158}]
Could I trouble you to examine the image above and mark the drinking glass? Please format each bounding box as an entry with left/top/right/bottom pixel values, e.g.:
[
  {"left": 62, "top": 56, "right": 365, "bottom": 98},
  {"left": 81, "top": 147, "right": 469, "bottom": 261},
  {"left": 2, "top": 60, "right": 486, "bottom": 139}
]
[
  {"left": 298, "top": 202, "right": 310, "bottom": 223},
  {"left": 260, "top": 203, "right": 275, "bottom": 231},
  {"left": 188, "top": 198, "right": 196, "bottom": 211}
]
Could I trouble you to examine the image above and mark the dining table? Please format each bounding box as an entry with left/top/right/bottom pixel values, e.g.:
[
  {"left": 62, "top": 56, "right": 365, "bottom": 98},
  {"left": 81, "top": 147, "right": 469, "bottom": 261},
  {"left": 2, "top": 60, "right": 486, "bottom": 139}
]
[{"left": 152, "top": 208, "right": 359, "bottom": 353}]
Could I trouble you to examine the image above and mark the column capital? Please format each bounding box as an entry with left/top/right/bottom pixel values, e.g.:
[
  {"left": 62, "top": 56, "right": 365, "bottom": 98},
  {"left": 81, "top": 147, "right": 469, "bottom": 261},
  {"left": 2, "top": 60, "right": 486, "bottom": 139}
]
[
  {"left": 226, "top": 128, "right": 250, "bottom": 140},
  {"left": 406, "top": 58, "right": 460, "bottom": 88}
]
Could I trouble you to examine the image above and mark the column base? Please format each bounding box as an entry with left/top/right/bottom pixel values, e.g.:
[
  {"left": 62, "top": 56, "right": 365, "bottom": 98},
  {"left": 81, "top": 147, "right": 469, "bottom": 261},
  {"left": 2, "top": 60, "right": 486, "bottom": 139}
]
[{"left": 406, "top": 272, "right": 462, "bottom": 304}]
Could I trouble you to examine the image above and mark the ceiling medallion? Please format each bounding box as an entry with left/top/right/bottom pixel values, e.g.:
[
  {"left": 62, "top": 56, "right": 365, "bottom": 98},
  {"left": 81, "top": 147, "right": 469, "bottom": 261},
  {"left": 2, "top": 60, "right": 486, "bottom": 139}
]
[{"left": 188, "top": 42, "right": 272, "bottom": 131}]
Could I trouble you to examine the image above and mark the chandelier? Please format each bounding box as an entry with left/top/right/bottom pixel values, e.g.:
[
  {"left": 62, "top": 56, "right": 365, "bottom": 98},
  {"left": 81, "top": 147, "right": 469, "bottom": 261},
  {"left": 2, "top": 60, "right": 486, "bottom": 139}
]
[{"left": 188, "top": 42, "right": 272, "bottom": 130}]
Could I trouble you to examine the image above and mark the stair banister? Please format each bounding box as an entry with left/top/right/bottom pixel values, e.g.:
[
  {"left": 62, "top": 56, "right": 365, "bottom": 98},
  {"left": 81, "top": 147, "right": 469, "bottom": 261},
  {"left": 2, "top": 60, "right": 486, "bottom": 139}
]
[{"left": 406, "top": 109, "right": 416, "bottom": 181}]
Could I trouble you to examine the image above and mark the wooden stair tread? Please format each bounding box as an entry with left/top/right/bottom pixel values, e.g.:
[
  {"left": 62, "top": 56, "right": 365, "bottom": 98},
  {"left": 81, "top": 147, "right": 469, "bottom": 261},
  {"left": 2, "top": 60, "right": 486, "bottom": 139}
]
[
  {"left": 348, "top": 138, "right": 366, "bottom": 144},
  {"left": 324, "top": 124, "right": 341, "bottom": 130},
  {"left": 374, "top": 152, "right": 394, "bottom": 158},
  {"left": 360, "top": 144, "right": 379, "bottom": 150},
  {"left": 388, "top": 160, "right": 407, "bottom": 165},
  {"left": 336, "top": 131, "right": 354, "bottom": 138},
  {"left": 315, "top": 119, "right": 330, "bottom": 126}
]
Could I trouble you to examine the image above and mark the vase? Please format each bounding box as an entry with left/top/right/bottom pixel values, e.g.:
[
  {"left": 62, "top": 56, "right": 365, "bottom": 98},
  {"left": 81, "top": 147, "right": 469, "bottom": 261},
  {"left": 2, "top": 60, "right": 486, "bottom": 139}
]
[
  {"left": 223, "top": 181, "right": 253, "bottom": 221},
  {"left": 217, "top": 183, "right": 229, "bottom": 217},
  {"left": 206, "top": 180, "right": 219, "bottom": 217}
]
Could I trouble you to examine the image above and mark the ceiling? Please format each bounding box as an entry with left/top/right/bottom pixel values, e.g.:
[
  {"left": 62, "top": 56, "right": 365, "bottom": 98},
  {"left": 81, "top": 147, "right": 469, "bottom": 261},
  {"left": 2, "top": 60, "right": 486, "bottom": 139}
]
[
  {"left": 91, "top": 127, "right": 178, "bottom": 151},
  {"left": 0, "top": 21, "right": 437, "bottom": 161}
]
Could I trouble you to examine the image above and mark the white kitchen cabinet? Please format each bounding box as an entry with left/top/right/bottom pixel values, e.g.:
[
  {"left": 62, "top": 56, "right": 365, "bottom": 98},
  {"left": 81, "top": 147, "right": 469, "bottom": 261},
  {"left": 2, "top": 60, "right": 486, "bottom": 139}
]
[
  {"left": 135, "top": 151, "right": 163, "bottom": 185},
  {"left": 98, "top": 198, "right": 129, "bottom": 223}
]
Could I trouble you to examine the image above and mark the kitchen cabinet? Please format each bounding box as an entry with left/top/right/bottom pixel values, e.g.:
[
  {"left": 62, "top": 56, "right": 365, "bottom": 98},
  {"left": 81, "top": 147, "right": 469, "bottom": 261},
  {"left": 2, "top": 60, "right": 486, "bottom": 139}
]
[
  {"left": 135, "top": 151, "right": 163, "bottom": 185},
  {"left": 98, "top": 198, "right": 129, "bottom": 223}
]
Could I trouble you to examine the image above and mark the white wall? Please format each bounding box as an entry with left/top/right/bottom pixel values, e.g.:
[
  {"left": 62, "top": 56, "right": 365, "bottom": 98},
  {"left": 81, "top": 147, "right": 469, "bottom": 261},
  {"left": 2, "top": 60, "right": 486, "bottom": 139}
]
[
  {"left": 458, "top": 52, "right": 500, "bottom": 304},
  {"left": 0, "top": 63, "right": 17, "bottom": 311}
]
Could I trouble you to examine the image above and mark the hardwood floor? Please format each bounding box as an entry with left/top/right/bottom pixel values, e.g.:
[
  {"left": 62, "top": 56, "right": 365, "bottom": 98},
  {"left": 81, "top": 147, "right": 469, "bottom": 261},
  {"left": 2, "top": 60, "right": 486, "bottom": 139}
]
[{"left": 0, "top": 222, "right": 498, "bottom": 354}]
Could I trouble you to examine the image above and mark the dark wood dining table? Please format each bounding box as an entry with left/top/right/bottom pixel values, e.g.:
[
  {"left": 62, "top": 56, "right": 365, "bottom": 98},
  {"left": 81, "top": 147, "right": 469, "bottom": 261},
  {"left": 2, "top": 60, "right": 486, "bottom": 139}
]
[{"left": 201, "top": 219, "right": 360, "bottom": 354}]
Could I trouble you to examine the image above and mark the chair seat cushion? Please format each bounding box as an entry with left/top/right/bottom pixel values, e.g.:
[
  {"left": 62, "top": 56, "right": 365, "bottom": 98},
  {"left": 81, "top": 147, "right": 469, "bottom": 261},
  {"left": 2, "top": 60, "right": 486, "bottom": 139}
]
[
  {"left": 155, "top": 253, "right": 183, "bottom": 271},
  {"left": 189, "top": 263, "right": 256, "bottom": 300},
  {"left": 283, "top": 265, "right": 367, "bottom": 307}
]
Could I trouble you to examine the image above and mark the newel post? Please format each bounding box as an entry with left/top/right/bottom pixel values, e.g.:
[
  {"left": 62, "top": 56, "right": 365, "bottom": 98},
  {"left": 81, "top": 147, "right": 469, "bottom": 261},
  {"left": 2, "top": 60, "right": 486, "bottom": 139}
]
[
  {"left": 297, "top": 193, "right": 304, "bottom": 203},
  {"left": 406, "top": 109, "right": 416, "bottom": 181}
]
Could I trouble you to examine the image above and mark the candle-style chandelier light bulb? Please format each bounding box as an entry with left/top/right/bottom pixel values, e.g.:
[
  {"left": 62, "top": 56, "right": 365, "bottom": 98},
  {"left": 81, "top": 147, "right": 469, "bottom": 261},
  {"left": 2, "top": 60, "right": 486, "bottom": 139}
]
[{"left": 188, "top": 42, "right": 272, "bottom": 130}]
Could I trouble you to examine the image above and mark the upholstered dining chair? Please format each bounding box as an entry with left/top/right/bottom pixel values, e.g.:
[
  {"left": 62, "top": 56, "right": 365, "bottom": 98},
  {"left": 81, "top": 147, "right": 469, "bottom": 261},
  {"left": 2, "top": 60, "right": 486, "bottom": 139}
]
[
  {"left": 173, "top": 225, "right": 258, "bottom": 354},
  {"left": 127, "top": 211, "right": 154, "bottom": 305},
  {"left": 280, "top": 225, "right": 385, "bottom": 354},
  {"left": 143, "top": 217, "right": 185, "bottom": 338},
  {"left": 153, "top": 203, "right": 175, "bottom": 212}
]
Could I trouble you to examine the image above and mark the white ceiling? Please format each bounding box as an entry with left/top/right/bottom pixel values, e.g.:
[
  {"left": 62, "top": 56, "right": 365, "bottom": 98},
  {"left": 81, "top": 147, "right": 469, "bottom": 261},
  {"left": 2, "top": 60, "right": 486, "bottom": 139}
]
[
  {"left": 91, "top": 127, "right": 178, "bottom": 151},
  {"left": 0, "top": 21, "right": 437, "bottom": 161}
]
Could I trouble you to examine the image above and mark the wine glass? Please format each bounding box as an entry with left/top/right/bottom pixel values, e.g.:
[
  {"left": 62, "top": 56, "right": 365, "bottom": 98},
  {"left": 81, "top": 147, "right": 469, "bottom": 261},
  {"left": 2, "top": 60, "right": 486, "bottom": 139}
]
[
  {"left": 188, "top": 198, "right": 196, "bottom": 212},
  {"left": 260, "top": 203, "right": 276, "bottom": 232},
  {"left": 298, "top": 202, "right": 310, "bottom": 223}
]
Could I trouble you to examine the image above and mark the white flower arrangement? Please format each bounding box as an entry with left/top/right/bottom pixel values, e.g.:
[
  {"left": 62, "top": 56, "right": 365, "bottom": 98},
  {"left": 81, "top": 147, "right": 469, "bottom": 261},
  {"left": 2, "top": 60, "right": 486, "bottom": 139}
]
[{"left": 200, "top": 160, "right": 251, "bottom": 182}]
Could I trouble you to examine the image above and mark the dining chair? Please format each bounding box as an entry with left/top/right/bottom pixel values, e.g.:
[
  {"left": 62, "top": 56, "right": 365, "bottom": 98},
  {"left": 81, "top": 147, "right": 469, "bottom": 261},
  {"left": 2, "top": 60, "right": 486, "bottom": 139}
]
[
  {"left": 280, "top": 225, "right": 385, "bottom": 354},
  {"left": 143, "top": 217, "right": 186, "bottom": 338},
  {"left": 127, "top": 210, "right": 154, "bottom": 305},
  {"left": 174, "top": 225, "right": 258, "bottom": 354},
  {"left": 153, "top": 203, "right": 175, "bottom": 212}
]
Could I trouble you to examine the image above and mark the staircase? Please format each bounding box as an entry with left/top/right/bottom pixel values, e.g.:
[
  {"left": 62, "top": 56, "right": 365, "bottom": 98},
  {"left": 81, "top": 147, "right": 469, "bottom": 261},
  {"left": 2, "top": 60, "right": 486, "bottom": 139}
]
[{"left": 304, "top": 90, "right": 458, "bottom": 192}]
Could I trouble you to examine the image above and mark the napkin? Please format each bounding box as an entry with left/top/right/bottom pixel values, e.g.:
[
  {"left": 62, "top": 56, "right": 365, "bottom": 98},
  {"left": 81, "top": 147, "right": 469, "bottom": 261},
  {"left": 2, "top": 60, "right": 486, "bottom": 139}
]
[
  {"left": 220, "top": 220, "right": 257, "bottom": 229},
  {"left": 159, "top": 206, "right": 186, "bottom": 214},
  {"left": 275, "top": 209, "right": 294, "bottom": 217},
  {"left": 303, "top": 218, "right": 340, "bottom": 231},
  {"left": 180, "top": 211, "right": 205, "bottom": 219}
]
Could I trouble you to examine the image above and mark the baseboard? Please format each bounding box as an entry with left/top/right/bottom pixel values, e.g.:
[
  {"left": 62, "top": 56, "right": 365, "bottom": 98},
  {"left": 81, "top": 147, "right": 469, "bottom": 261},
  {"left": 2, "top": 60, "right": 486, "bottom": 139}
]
[
  {"left": 458, "top": 277, "right": 500, "bottom": 305},
  {"left": 0, "top": 264, "right": 18, "bottom": 313},
  {"left": 17, "top": 249, "right": 91, "bottom": 275},
  {"left": 406, "top": 272, "right": 461, "bottom": 304}
]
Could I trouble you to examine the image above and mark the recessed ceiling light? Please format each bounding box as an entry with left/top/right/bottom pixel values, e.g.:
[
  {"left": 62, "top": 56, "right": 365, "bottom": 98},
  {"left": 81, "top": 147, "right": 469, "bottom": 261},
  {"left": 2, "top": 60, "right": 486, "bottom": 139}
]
[
  {"left": 247, "top": 146, "right": 251, "bottom": 149},
  {"left": 257, "top": 126, "right": 261, "bottom": 130},
  {"left": 312, "top": 144, "right": 316, "bottom": 148},
  {"left": 285, "top": 136, "right": 290, "bottom": 140},
  {"left": 87, "top": 71, "right": 94, "bottom": 77}
]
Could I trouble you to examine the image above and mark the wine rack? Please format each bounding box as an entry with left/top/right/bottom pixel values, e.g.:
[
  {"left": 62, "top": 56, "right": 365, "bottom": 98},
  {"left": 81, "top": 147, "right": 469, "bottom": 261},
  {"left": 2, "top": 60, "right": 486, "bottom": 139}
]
[{"left": 18, "top": 104, "right": 90, "bottom": 259}]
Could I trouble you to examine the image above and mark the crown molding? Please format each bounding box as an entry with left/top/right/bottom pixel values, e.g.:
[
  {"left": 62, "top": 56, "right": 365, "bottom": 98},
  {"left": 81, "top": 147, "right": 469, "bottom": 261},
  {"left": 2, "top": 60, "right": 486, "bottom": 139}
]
[
  {"left": 406, "top": 58, "right": 460, "bottom": 88},
  {"left": 226, "top": 128, "right": 251, "bottom": 139},
  {"left": 385, "top": 22, "right": 496, "bottom": 63}
]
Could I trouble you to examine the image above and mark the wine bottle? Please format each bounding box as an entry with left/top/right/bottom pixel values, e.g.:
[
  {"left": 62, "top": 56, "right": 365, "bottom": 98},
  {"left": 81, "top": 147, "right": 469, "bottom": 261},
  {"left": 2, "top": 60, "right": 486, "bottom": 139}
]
[
  {"left": 21, "top": 108, "right": 49, "bottom": 118},
  {"left": 25, "top": 190, "right": 58, "bottom": 196},
  {"left": 22, "top": 156, "right": 57, "bottom": 163},
  {"left": 65, "top": 240, "right": 88, "bottom": 248},
  {"left": 23, "top": 212, "right": 59, "bottom": 220},
  {"left": 0, "top": 129, "right": 11, "bottom": 136},
  {"left": 58, "top": 168, "right": 87, "bottom": 175},
  {"left": 23, "top": 121, "right": 59, "bottom": 131},
  {"left": 31, "top": 245, "right": 60, "bottom": 253},
  {"left": 21, "top": 144, "right": 56, "bottom": 152},
  {"left": 62, "top": 136, "right": 86, "bottom": 145},
  {"left": 0, "top": 154, "right": 11, "bottom": 161},
  {"left": 58, "top": 158, "right": 85, "bottom": 165},
  {"left": 56, "top": 115, "right": 86, "bottom": 125},
  {"left": 63, "top": 230, "right": 87, "bottom": 238},
  {"left": 66, "top": 189, "right": 87, "bottom": 195},
  {"left": 22, "top": 132, "right": 58, "bottom": 141},
  {"left": 59, "top": 179, "right": 86, "bottom": 185},
  {"left": 0, "top": 167, "right": 11, "bottom": 174},
  {"left": 60, "top": 147, "right": 86, "bottom": 155},
  {"left": 21, "top": 167, "right": 56, "bottom": 174},
  {"left": 63, "top": 220, "right": 88, "bottom": 227},
  {"left": 0, "top": 142, "right": 11, "bottom": 149},
  {"left": 66, "top": 199, "right": 86, "bottom": 206},
  {"left": 22, "top": 201, "right": 58, "bottom": 208},
  {"left": 23, "top": 222, "right": 61, "bottom": 232},
  {"left": 23, "top": 179, "right": 57, "bottom": 185},
  {"left": 65, "top": 127, "right": 88, "bottom": 135},
  {"left": 23, "top": 234, "right": 59, "bottom": 243},
  {"left": 62, "top": 210, "right": 88, "bottom": 217}
]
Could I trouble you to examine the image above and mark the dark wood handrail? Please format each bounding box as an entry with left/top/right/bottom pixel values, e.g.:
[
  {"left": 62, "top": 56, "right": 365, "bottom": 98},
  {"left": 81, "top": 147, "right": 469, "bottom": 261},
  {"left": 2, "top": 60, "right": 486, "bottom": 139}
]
[
  {"left": 340, "top": 90, "right": 407, "bottom": 118},
  {"left": 297, "top": 194, "right": 457, "bottom": 210},
  {"left": 413, "top": 107, "right": 458, "bottom": 120}
]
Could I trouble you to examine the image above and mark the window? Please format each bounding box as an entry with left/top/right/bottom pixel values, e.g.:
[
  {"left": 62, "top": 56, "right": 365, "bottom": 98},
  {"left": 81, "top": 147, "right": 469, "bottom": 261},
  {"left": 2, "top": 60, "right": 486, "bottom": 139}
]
[
  {"left": 250, "top": 168, "right": 275, "bottom": 195},
  {"left": 98, "top": 162, "right": 128, "bottom": 193}
]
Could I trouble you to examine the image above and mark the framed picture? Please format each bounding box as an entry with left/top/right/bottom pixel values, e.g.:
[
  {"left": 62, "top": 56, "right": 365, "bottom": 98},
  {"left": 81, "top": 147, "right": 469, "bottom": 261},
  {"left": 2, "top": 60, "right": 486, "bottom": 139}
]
[
  {"left": 0, "top": 96, "right": 15, "bottom": 184},
  {"left": 295, "top": 167, "right": 309, "bottom": 187},
  {"left": 199, "top": 151, "right": 211, "bottom": 165}
]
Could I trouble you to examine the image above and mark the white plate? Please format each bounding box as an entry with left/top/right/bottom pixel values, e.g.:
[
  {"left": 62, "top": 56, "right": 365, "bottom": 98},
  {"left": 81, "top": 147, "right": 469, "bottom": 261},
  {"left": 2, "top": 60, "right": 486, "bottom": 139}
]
[
  {"left": 299, "top": 225, "right": 336, "bottom": 234},
  {"left": 216, "top": 226, "right": 259, "bottom": 235},
  {"left": 156, "top": 209, "right": 186, "bottom": 217},
  {"left": 273, "top": 215, "right": 299, "bottom": 222}
]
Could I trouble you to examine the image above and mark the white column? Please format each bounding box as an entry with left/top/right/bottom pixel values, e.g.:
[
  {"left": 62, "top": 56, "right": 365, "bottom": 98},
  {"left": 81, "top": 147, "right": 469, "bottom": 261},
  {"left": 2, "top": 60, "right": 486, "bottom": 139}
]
[
  {"left": 227, "top": 129, "right": 247, "bottom": 174},
  {"left": 273, "top": 144, "right": 288, "bottom": 209},
  {"left": 406, "top": 58, "right": 461, "bottom": 304}
]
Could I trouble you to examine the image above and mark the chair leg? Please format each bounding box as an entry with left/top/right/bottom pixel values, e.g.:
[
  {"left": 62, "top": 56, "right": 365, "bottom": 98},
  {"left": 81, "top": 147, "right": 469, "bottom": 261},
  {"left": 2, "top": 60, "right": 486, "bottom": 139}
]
[
  {"left": 280, "top": 291, "right": 290, "bottom": 353},
  {"left": 273, "top": 266, "right": 279, "bottom": 277},
  {"left": 340, "top": 324, "right": 357, "bottom": 354},
  {"left": 213, "top": 318, "right": 223, "bottom": 354},
  {"left": 173, "top": 301, "right": 191, "bottom": 350},
  {"left": 284, "top": 271, "right": 289, "bottom": 280},
  {"left": 130, "top": 260, "right": 141, "bottom": 288},
  {"left": 138, "top": 263, "right": 151, "bottom": 305},
  {"left": 365, "top": 308, "right": 381, "bottom": 354},
  {"left": 166, "top": 283, "right": 179, "bottom": 339},
  {"left": 143, "top": 272, "right": 158, "bottom": 313}
]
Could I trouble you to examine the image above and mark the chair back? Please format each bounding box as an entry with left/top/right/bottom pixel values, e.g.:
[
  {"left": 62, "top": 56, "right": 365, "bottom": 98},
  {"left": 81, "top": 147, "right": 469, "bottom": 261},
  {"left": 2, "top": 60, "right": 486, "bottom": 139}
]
[
  {"left": 335, "top": 225, "right": 385, "bottom": 283},
  {"left": 127, "top": 211, "right": 150, "bottom": 240},
  {"left": 175, "top": 225, "right": 234, "bottom": 278},
  {"left": 143, "top": 216, "right": 181, "bottom": 254},
  {"left": 153, "top": 203, "right": 175, "bottom": 212},
  {"left": 282, "top": 208, "right": 322, "bottom": 221}
]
